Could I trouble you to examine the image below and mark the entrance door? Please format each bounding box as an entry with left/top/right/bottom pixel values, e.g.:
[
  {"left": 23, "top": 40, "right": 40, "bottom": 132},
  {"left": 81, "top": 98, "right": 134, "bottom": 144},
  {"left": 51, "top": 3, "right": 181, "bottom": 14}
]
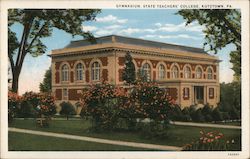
[{"left": 194, "top": 86, "right": 204, "bottom": 104}]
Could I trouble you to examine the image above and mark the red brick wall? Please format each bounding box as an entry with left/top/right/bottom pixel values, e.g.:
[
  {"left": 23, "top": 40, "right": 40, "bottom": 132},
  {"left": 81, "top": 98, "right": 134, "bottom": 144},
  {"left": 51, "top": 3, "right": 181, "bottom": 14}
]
[
  {"left": 86, "top": 70, "right": 89, "bottom": 82},
  {"left": 153, "top": 71, "right": 156, "bottom": 80},
  {"left": 55, "top": 71, "right": 60, "bottom": 84},
  {"left": 166, "top": 88, "right": 178, "bottom": 100},
  {"left": 70, "top": 71, "right": 74, "bottom": 83},
  {"left": 102, "top": 69, "right": 108, "bottom": 81},
  {"left": 55, "top": 89, "right": 62, "bottom": 100},
  {"left": 68, "top": 60, "right": 76, "bottom": 69},
  {"left": 118, "top": 69, "right": 124, "bottom": 82},
  {"left": 150, "top": 60, "right": 158, "bottom": 68},
  {"left": 68, "top": 89, "right": 82, "bottom": 100},
  {"left": 118, "top": 57, "right": 125, "bottom": 66},
  {"left": 134, "top": 58, "right": 144, "bottom": 67},
  {"left": 99, "top": 57, "right": 108, "bottom": 66},
  {"left": 83, "top": 58, "right": 93, "bottom": 68}
]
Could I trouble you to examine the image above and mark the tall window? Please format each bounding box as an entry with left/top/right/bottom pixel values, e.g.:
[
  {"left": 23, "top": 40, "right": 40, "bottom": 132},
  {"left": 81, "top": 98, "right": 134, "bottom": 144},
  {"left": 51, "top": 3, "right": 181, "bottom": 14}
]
[
  {"left": 63, "top": 88, "right": 68, "bottom": 99},
  {"left": 158, "top": 64, "right": 165, "bottom": 80},
  {"left": 196, "top": 67, "right": 202, "bottom": 79},
  {"left": 61, "top": 64, "right": 69, "bottom": 81},
  {"left": 209, "top": 88, "right": 214, "bottom": 99},
  {"left": 207, "top": 68, "right": 213, "bottom": 79},
  {"left": 184, "top": 66, "right": 191, "bottom": 79},
  {"left": 183, "top": 87, "right": 189, "bottom": 99},
  {"left": 76, "top": 63, "right": 84, "bottom": 81},
  {"left": 142, "top": 63, "right": 151, "bottom": 81},
  {"left": 171, "top": 65, "right": 179, "bottom": 78},
  {"left": 91, "top": 62, "right": 100, "bottom": 81}
]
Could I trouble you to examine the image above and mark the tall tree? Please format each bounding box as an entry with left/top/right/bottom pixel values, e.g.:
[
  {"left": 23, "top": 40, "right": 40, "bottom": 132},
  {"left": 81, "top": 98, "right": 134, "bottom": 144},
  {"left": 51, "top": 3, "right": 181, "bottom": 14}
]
[
  {"left": 8, "top": 9, "right": 101, "bottom": 93},
  {"left": 177, "top": 9, "right": 241, "bottom": 78},
  {"left": 39, "top": 67, "right": 52, "bottom": 93},
  {"left": 122, "top": 52, "right": 136, "bottom": 84}
]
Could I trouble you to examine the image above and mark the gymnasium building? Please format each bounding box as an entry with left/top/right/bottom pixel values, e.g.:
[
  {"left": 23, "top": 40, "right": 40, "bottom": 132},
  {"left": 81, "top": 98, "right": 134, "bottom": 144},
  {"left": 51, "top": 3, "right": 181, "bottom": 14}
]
[{"left": 50, "top": 35, "right": 220, "bottom": 114}]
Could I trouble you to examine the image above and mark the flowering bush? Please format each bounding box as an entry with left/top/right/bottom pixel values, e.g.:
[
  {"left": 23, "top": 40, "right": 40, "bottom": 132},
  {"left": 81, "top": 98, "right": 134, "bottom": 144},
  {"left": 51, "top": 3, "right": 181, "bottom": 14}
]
[
  {"left": 8, "top": 91, "right": 56, "bottom": 120},
  {"left": 37, "top": 93, "right": 56, "bottom": 117},
  {"left": 79, "top": 81, "right": 174, "bottom": 134},
  {"left": 183, "top": 130, "right": 235, "bottom": 150},
  {"left": 8, "top": 91, "right": 22, "bottom": 123},
  {"left": 80, "top": 82, "right": 120, "bottom": 131}
]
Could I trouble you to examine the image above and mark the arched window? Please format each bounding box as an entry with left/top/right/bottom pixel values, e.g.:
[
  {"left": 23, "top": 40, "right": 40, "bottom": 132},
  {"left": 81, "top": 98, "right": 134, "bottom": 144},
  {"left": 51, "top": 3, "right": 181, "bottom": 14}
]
[
  {"left": 184, "top": 66, "right": 191, "bottom": 79},
  {"left": 171, "top": 65, "right": 179, "bottom": 78},
  {"left": 158, "top": 64, "right": 165, "bottom": 80},
  {"left": 196, "top": 67, "right": 202, "bottom": 79},
  {"left": 142, "top": 63, "right": 151, "bottom": 81},
  {"left": 91, "top": 62, "right": 100, "bottom": 81},
  {"left": 207, "top": 68, "right": 213, "bottom": 79},
  {"left": 61, "top": 64, "right": 69, "bottom": 81},
  {"left": 76, "top": 63, "right": 84, "bottom": 81}
]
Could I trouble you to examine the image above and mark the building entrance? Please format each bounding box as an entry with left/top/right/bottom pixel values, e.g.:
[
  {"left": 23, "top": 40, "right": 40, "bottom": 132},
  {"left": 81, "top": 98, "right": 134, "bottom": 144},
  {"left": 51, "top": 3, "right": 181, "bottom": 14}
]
[{"left": 194, "top": 86, "right": 204, "bottom": 104}]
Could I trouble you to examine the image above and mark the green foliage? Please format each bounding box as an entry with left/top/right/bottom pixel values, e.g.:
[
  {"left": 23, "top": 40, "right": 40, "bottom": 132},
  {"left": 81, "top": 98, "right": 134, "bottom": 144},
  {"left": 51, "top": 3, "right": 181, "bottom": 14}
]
[
  {"left": 60, "top": 102, "right": 76, "bottom": 120},
  {"left": 8, "top": 9, "right": 101, "bottom": 92},
  {"left": 212, "top": 108, "right": 223, "bottom": 122},
  {"left": 183, "top": 130, "right": 236, "bottom": 151},
  {"left": 122, "top": 52, "right": 136, "bottom": 84},
  {"left": 219, "top": 81, "right": 241, "bottom": 119},
  {"left": 18, "top": 101, "right": 37, "bottom": 118},
  {"left": 79, "top": 81, "right": 173, "bottom": 135},
  {"left": 39, "top": 67, "right": 52, "bottom": 93},
  {"left": 8, "top": 91, "right": 22, "bottom": 123},
  {"left": 177, "top": 9, "right": 241, "bottom": 78}
]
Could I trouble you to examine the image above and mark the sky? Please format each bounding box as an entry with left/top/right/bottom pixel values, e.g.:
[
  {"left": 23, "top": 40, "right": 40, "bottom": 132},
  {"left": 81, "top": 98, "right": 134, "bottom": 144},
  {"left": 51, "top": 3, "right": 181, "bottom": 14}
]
[{"left": 10, "top": 9, "right": 236, "bottom": 95}]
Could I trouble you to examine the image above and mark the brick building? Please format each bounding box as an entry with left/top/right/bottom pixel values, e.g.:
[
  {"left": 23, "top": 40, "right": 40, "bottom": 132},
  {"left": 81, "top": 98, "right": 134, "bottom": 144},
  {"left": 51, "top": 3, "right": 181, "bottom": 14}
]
[{"left": 50, "top": 35, "right": 220, "bottom": 114}]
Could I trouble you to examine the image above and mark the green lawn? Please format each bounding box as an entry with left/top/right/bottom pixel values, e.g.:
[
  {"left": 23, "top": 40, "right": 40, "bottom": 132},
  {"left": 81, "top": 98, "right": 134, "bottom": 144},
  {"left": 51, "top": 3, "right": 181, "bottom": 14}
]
[
  {"left": 9, "top": 132, "right": 148, "bottom": 151},
  {"left": 9, "top": 119, "right": 241, "bottom": 151}
]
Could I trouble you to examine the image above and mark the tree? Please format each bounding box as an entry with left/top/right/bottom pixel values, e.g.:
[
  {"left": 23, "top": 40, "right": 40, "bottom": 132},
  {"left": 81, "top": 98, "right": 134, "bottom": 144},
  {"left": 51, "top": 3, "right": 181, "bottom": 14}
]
[
  {"left": 8, "top": 9, "right": 101, "bottom": 93},
  {"left": 122, "top": 52, "right": 136, "bottom": 84},
  {"left": 39, "top": 67, "right": 52, "bottom": 93},
  {"left": 177, "top": 9, "right": 241, "bottom": 78},
  {"left": 60, "top": 102, "right": 76, "bottom": 120}
]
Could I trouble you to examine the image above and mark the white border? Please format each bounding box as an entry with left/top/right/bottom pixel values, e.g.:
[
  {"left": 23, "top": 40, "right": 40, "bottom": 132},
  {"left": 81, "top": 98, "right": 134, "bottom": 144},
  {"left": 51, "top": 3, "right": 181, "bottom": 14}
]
[{"left": 1, "top": 0, "right": 249, "bottom": 159}]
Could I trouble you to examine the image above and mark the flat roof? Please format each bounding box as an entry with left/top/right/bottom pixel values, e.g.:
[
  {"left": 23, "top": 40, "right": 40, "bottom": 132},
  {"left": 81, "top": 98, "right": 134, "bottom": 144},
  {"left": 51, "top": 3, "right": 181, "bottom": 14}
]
[{"left": 64, "top": 35, "right": 207, "bottom": 54}]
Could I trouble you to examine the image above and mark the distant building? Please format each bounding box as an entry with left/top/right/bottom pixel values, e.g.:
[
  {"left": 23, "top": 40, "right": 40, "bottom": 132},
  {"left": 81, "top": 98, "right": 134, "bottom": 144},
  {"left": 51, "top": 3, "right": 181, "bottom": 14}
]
[{"left": 50, "top": 35, "right": 220, "bottom": 114}]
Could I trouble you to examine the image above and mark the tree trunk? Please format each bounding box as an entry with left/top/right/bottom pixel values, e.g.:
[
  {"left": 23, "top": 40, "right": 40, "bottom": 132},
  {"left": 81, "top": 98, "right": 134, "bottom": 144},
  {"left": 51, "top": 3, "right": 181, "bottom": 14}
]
[{"left": 12, "top": 70, "right": 20, "bottom": 93}]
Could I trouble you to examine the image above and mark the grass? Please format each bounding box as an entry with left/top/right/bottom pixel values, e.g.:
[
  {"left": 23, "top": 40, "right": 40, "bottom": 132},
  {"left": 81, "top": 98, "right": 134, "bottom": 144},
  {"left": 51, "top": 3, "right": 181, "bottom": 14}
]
[
  {"left": 9, "top": 119, "right": 241, "bottom": 151},
  {"left": 8, "top": 132, "right": 148, "bottom": 151}
]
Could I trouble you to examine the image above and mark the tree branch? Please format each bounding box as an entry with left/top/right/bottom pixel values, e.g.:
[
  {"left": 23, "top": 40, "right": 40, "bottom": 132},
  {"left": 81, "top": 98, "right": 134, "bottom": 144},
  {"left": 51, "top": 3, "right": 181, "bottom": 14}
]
[
  {"left": 25, "top": 23, "right": 46, "bottom": 53},
  {"left": 8, "top": 52, "right": 15, "bottom": 76}
]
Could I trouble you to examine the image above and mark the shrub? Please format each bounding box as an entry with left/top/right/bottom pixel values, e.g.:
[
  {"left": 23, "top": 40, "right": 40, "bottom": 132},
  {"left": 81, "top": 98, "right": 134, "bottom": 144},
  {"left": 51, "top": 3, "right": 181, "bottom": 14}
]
[
  {"left": 229, "top": 105, "right": 240, "bottom": 120},
  {"left": 60, "top": 102, "right": 76, "bottom": 120},
  {"left": 18, "top": 101, "right": 37, "bottom": 118},
  {"left": 168, "top": 105, "right": 184, "bottom": 121},
  {"left": 212, "top": 108, "right": 223, "bottom": 122},
  {"left": 8, "top": 91, "right": 22, "bottom": 123},
  {"left": 181, "top": 107, "right": 192, "bottom": 122},
  {"left": 38, "top": 94, "right": 57, "bottom": 117},
  {"left": 191, "top": 108, "right": 205, "bottom": 122},
  {"left": 183, "top": 130, "right": 234, "bottom": 150},
  {"left": 22, "top": 91, "right": 40, "bottom": 108},
  {"left": 80, "top": 83, "right": 120, "bottom": 131}
]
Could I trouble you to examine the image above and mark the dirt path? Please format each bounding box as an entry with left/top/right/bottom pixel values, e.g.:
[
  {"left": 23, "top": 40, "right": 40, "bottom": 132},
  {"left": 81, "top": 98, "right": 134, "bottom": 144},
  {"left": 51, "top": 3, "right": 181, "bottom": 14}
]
[
  {"left": 170, "top": 121, "right": 241, "bottom": 129},
  {"left": 9, "top": 127, "right": 182, "bottom": 151}
]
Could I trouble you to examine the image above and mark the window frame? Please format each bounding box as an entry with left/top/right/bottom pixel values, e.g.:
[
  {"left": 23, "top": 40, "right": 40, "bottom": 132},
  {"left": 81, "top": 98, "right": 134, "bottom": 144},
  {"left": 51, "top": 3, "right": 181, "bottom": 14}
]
[
  {"left": 75, "top": 63, "right": 85, "bottom": 81},
  {"left": 91, "top": 61, "right": 101, "bottom": 81},
  {"left": 158, "top": 64, "right": 165, "bottom": 80},
  {"left": 142, "top": 63, "right": 151, "bottom": 81},
  {"left": 171, "top": 65, "right": 179, "bottom": 79},
  {"left": 61, "top": 64, "right": 69, "bottom": 82},
  {"left": 184, "top": 66, "right": 191, "bottom": 79},
  {"left": 196, "top": 67, "right": 202, "bottom": 79}
]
